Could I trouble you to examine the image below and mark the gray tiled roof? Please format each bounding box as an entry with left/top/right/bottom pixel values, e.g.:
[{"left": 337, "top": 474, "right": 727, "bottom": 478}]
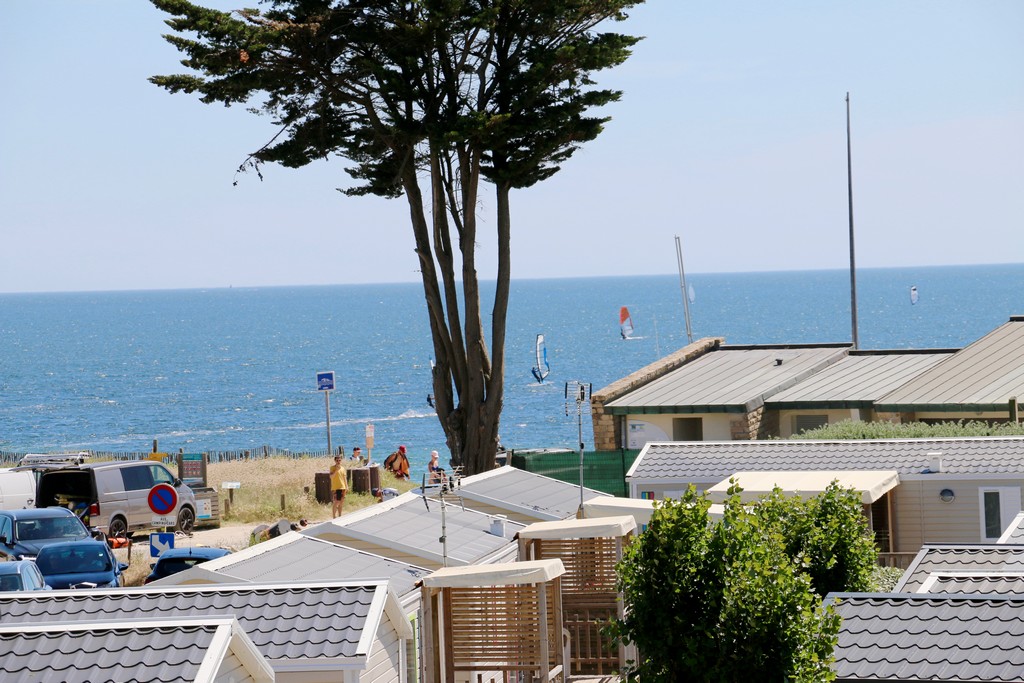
[
  {"left": 0, "top": 620, "right": 223, "bottom": 683},
  {"left": 828, "top": 593, "right": 1024, "bottom": 682},
  {"left": 895, "top": 544, "right": 1024, "bottom": 592},
  {"left": 604, "top": 344, "right": 850, "bottom": 413},
  {"left": 164, "top": 532, "right": 429, "bottom": 596},
  {"left": 628, "top": 436, "right": 1024, "bottom": 482},
  {"left": 765, "top": 351, "right": 954, "bottom": 408},
  {"left": 876, "top": 316, "right": 1024, "bottom": 411},
  {"left": 452, "top": 466, "right": 605, "bottom": 521},
  {"left": 304, "top": 494, "right": 523, "bottom": 567},
  {"left": 0, "top": 581, "right": 380, "bottom": 661},
  {"left": 998, "top": 512, "right": 1024, "bottom": 543},
  {"left": 920, "top": 574, "right": 1024, "bottom": 596}
]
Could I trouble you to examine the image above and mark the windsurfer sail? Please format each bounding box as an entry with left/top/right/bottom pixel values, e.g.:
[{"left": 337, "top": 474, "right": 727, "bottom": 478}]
[
  {"left": 910, "top": 286, "right": 919, "bottom": 305},
  {"left": 532, "top": 335, "right": 548, "bottom": 385},
  {"left": 619, "top": 306, "right": 635, "bottom": 340},
  {"left": 531, "top": 334, "right": 550, "bottom": 383}
]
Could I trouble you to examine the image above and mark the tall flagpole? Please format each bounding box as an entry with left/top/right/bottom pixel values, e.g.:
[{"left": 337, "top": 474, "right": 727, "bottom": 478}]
[{"left": 846, "top": 92, "right": 859, "bottom": 349}]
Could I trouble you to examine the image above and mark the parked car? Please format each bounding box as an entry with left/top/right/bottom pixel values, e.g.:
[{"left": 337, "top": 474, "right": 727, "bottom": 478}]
[
  {"left": 33, "top": 460, "right": 197, "bottom": 538},
  {"left": 35, "top": 540, "right": 127, "bottom": 589},
  {"left": 0, "top": 560, "right": 50, "bottom": 592},
  {"left": 0, "top": 507, "right": 92, "bottom": 561},
  {"left": 0, "top": 469, "right": 36, "bottom": 509},
  {"left": 144, "top": 546, "right": 232, "bottom": 584}
]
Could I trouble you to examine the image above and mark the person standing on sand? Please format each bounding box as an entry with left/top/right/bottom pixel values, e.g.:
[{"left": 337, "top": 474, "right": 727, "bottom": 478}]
[
  {"left": 329, "top": 455, "right": 348, "bottom": 518},
  {"left": 351, "top": 446, "right": 363, "bottom": 464}
]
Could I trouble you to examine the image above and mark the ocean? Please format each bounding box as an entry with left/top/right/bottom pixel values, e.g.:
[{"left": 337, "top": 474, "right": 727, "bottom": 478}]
[{"left": 1, "top": 263, "right": 1021, "bottom": 478}]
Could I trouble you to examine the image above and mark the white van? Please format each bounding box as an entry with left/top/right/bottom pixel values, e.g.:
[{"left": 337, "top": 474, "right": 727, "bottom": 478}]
[
  {"left": 34, "top": 460, "right": 197, "bottom": 537},
  {"left": 0, "top": 469, "right": 36, "bottom": 509}
]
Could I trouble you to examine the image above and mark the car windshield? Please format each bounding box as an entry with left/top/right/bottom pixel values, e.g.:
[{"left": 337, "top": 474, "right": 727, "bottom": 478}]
[
  {"left": 0, "top": 575, "right": 23, "bottom": 591},
  {"left": 37, "top": 546, "right": 111, "bottom": 574},
  {"left": 16, "top": 517, "right": 87, "bottom": 541}
]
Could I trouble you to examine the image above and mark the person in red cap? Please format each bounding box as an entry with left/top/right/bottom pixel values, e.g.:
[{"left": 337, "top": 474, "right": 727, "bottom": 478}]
[{"left": 384, "top": 445, "right": 411, "bottom": 480}]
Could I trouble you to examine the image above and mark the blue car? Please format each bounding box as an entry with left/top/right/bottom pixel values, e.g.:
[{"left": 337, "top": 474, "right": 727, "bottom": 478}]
[
  {"left": 35, "top": 540, "right": 127, "bottom": 589},
  {"left": 0, "top": 560, "right": 50, "bottom": 592},
  {"left": 144, "top": 546, "right": 232, "bottom": 584},
  {"left": 0, "top": 507, "right": 92, "bottom": 561}
]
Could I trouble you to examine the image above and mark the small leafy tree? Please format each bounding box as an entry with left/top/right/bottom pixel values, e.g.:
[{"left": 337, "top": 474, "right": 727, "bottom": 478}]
[
  {"left": 613, "top": 487, "right": 840, "bottom": 682},
  {"left": 149, "top": 0, "right": 643, "bottom": 475},
  {"left": 754, "top": 482, "right": 877, "bottom": 597}
]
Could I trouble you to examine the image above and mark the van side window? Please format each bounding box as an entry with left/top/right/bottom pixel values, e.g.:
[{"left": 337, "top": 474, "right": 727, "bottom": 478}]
[
  {"left": 121, "top": 466, "right": 154, "bottom": 491},
  {"left": 0, "top": 517, "right": 11, "bottom": 541},
  {"left": 150, "top": 465, "right": 175, "bottom": 486}
]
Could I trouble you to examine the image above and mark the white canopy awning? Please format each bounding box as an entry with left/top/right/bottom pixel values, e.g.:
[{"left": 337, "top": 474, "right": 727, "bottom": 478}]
[
  {"left": 518, "top": 515, "right": 636, "bottom": 541},
  {"left": 705, "top": 470, "right": 900, "bottom": 505},
  {"left": 420, "top": 559, "right": 565, "bottom": 588},
  {"left": 581, "top": 495, "right": 724, "bottom": 525}
]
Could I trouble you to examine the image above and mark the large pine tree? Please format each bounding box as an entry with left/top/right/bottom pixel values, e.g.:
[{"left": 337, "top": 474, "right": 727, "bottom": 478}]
[{"left": 150, "top": 0, "right": 642, "bottom": 474}]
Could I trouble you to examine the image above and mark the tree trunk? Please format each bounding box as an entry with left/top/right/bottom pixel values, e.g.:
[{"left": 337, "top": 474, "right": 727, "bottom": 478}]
[{"left": 402, "top": 145, "right": 509, "bottom": 477}]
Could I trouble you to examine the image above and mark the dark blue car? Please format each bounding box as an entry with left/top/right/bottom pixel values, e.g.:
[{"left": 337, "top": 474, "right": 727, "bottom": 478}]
[
  {"left": 144, "top": 546, "right": 231, "bottom": 584},
  {"left": 35, "top": 540, "right": 127, "bottom": 589},
  {"left": 0, "top": 507, "right": 92, "bottom": 561}
]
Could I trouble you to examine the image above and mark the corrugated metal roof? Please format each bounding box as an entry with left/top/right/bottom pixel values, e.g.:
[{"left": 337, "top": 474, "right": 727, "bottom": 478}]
[
  {"left": 303, "top": 494, "right": 523, "bottom": 566},
  {"left": 920, "top": 573, "right": 1024, "bottom": 596},
  {"left": 604, "top": 345, "right": 850, "bottom": 413},
  {"left": 0, "top": 620, "right": 221, "bottom": 683},
  {"left": 0, "top": 581, "right": 382, "bottom": 662},
  {"left": 829, "top": 593, "right": 1024, "bottom": 682},
  {"left": 895, "top": 544, "right": 1024, "bottom": 592},
  {"left": 453, "top": 466, "right": 606, "bottom": 521},
  {"left": 876, "top": 316, "right": 1024, "bottom": 411},
  {"left": 162, "top": 533, "right": 429, "bottom": 596},
  {"left": 766, "top": 351, "right": 954, "bottom": 408},
  {"left": 629, "top": 436, "right": 1024, "bottom": 481}
]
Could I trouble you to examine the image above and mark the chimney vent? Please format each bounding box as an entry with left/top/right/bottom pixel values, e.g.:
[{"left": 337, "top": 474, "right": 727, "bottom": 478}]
[
  {"left": 489, "top": 515, "right": 507, "bottom": 537},
  {"left": 928, "top": 452, "right": 944, "bottom": 473}
]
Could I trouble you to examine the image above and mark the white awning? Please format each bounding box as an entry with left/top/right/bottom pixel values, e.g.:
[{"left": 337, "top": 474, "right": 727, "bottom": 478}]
[
  {"left": 420, "top": 559, "right": 565, "bottom": 588},
  {"left": 518, "top": 516, "right": 637, "bottom": 541},
  {"left": 581, "top": 496, "right": 724, "bottom": 525},
  {"left": 705, "top": 470, "right": 900, "bottom": 505}
]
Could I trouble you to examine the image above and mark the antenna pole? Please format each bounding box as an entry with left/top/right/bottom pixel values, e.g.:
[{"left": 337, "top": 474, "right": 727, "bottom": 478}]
[
  {"left": 675, "top": 235, "right": 694, "bottom": 344},
  {"left": 566, "top": 381, "right": 592, "bottom": 517},
  {"left": 846, "top": 92, "right": 859, "bottom": 349}
]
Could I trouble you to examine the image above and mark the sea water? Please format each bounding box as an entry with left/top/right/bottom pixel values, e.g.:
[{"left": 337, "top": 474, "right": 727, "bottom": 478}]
[{"left": 1, "top": 263, "right": 1021, "bottom": 477}]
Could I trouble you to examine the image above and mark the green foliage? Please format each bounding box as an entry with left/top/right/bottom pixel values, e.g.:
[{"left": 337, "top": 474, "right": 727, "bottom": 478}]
[
  {"left": 870, "top": 565, "right": 906, "bottom": 593},
  {"left": 613, "top": 486, "right": 840, "bottom": 682},
  {"left": 754, "top": 483, "right": 877, "bottom": 597},
  {"left": 789, "top": 419, "right": 1024, "bottom": 440}
]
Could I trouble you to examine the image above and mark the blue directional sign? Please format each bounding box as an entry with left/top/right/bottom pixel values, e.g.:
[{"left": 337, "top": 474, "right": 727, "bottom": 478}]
[
  {"left": 317, "top": 371, "right": 335, "bottom": 391},
  {"left": 150, "top": 532, "right": 175, "bottom": 558}
]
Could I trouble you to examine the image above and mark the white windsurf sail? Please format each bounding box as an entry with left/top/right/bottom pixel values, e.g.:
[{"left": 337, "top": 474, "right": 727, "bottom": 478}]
[{"left": 531, "top": 334, "right": 550, "bottom": 383}]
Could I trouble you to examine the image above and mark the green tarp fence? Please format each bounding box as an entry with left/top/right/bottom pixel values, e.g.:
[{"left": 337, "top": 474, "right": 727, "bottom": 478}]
[{"left": 509, "top": 448, "right": 641, "bottom": 497}]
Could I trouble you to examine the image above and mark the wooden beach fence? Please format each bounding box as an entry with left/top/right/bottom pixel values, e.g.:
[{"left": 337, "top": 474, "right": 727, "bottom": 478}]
[
  {"left": 420, "top": 559, "right": 566, "bottom": 683},
  {"left": 517, "top": 516, "right": 637, "bottom": 676}
]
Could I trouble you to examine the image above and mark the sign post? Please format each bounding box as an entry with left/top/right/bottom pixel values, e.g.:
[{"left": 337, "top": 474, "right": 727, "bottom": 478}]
[
  {"left": 317, "top": 371, "right": 336, "bottom": 456},
  {"left": 365, "top": 423, "right": 375, "bottom": 465}
]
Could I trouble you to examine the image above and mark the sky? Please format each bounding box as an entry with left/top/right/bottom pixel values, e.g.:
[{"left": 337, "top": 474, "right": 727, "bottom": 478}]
[{"left": 1, "top": 1, "right": 1021, "bottom": 294}]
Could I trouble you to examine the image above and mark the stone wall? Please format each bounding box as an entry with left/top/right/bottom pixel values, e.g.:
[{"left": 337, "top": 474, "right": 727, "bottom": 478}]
[{"left": 590, "top": 337, "right": 723, "bottom": 451}]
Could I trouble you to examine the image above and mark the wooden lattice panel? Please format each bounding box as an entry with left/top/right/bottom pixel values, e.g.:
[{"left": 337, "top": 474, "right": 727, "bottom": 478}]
[
  {"left": 534, "top": 537, "right": 619, "bottom": 594},
  {"left": 446, "top": 584, "right": 560, "bottom": 672},
  {"left": 531, "top": 537, "right": 623, "bottom": 675}
]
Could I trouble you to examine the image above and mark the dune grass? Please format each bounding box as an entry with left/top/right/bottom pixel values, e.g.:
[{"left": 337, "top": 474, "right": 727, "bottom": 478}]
[{"left": 116, "top": 457, "right": 416, "bottom": 586}]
